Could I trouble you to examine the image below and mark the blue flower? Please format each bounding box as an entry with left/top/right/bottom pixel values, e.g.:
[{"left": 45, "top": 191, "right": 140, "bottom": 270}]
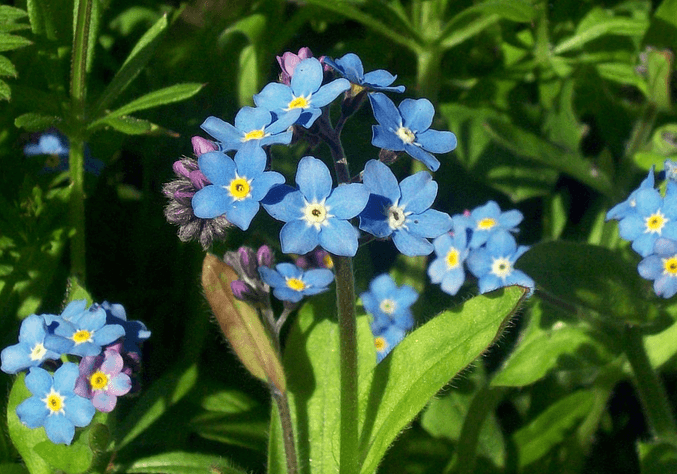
[
  {"left": 254, "top": 57, "right": 350, "bottom": 128},
  {"left": 616, "top": 181, "right": 677, "bottom": 257},
  {"left": 638, "top": 237, "right": 677, "bottom": 298},
  {"left": 101, "top": 302, "right": 151, "bottom": 355},
  {"left": 456, "top": 201, "right": 523, "bottom": 249},
  {"left": 323, "top": 53, "right": 405, "bottom": 94},
  {"left": 45, "top": 303, "right": 125, "bottom": 357},
  {"left": 428, "top": 219, "right": 470, "bottom": 296},
  {"left": 358, "top": 159, "right": 452, "bottom": 256},
  {"left": 262, "top": 156, "right": 369, "bottom": 256},
  {"left": 466, "top": 232, "right": 534, "bottom": 294},
  {"left": 1, "top": 315, "right": 62, "bottom": 374},
  {"left": 192, "top": 142, "right": 285, "bottom": 230},
  {"left": 664, "top": 160, "right": 677, "bottom": 182},
  {"left": 258, "top": 263, "right": 334, "bottom": 303},
  {"left": 373, "top": 325, "right": 406, "bottom": 363},
  {"left": 24, "top": 131, "right": 104, "bottom": 175},
  {"left": 360, "top": 273, "right": 417, "bottom": 334},
  {"left": 200, "top": 106, "right": 298, "bottom": 152},
  {"left": 368, "top": 92, "right": 457, "bottom": 172},
  {"left": 16, "top": 363, "right": 95, "bottom": 444},
  {"left": 606, "top": 167, "right": 655, "bottom": 221}
]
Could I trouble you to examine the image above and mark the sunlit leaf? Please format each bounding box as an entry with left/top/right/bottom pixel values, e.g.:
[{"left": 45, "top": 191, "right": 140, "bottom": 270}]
[{"left": 125, "top": 452, "right": 247, "bottom": 474}]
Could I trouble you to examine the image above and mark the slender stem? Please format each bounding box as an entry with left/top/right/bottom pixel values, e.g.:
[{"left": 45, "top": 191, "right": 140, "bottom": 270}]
[
  {"left": 335, "top": 255, "right": 360, "bottom": 474},
  {"left": 272, "top": 389, "right": 299, "bottom": 474},
  {"left": 624, "top": 325, "right": 677, "bottom": 444},
  {"left": 68, "top": 140, "right": 87, "bottom": 282}
]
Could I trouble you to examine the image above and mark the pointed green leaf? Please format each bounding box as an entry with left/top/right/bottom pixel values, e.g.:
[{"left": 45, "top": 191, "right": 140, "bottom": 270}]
[
  {"left": 643, "top": 0, "right": 677, "bottom": 50},
  {"left": 0, "top": 55, "right": 17, "bottom": 77},
  {"left": 638, "top": 440, "right": 677, "bottom": 474},
  {"left": 64, "top": 276, "right": 94, "bottom": 306},
  {"left": 89, "top": 115, "right": 178, "bottom": 136},
  {"left": 125, "top": 452, "right": 247, "bottom": 474},
  {"left": 645, "top": 48, "right": 673, "bottom": 111},
  {"left": 358, "top": 286, "right": 528, "bottom": 474},
  {"left": 0, "top": 78, "right": 9, "bottom": 101},
  {"left": 0, "top": 33, "right": 31, "bottom": 52},
  {"left": 14, "top": 113, "right": 61, "bottom": 132},
  {"left": 0, "top": 6, "right": 28, "bottom": 22}
]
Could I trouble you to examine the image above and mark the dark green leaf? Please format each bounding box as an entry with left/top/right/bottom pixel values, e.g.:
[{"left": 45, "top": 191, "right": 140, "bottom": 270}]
[
  {"left": 645, "top": 48, "right": 673, "bottom": 111},
  {"left": 643, "top": 0, "right": 677, "bottom": 51},
  {"left": 358, "top": 286, "right": 528, "bottom": 474},
  {"left": 64, "top": 277, "right": 94, "bottom": 306},
  {"left": 0, "top": 55, "right": 17, "bottom": 77},
  {"left": 638, "top": 440, "right": 677, "bottom": 474},
  {"left": 89, "top": 115, "right": 178, "bottom": 136},
  {"left": 0, "top": 78, "right": 9, "bottom": 101},
  {"left": 0, "top": 464, "right": 29, "bottom": 474},
  {"left": 0, "top": 5, "right": 28, "bottom": 22},
  {"left": 14, "top": 113, "right": 61, "bottom": 132},
  {"left": 125, "top": 452, "right": 247, "bottom": 474},
  {"left": 0, "top": 33, "right": 31, "bottom": 52}
]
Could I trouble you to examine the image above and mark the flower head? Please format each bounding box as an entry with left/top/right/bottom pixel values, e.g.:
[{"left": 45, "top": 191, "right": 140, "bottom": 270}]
[
  {"left": 24, "top": 131, "right": 104, "bottom": 175},
  {"left": 456, "top": 201, "right": 523, "bottom": 249},
  {"left": 277, "top": 47, "right": 318, "bottom": 85},
  {"left": 361, "top": 273, "right": 417, "bottom": 334},
  {"left": 323, "top": 53, "right": 405, "bottom": 95},
  {"left": 74, "top": 348, "right": 132, "bottom": 412},
  {"left": 428, "top": 219, "right": 470, "bottom": 296},
  {"left": 466, "top": 232, "right": 534, "bottom": 294},
  {"left": 1, "top": 315, "right": 62, "bottom": 374},
  {"left": 368, "top": 93, "right": 457, "bottom": 172},
  {"left": 16, "top": 363, "right": 95, "bottom": 444},
  {"left": 100, "top": 302, "right": 150, "bottom": 356},
  {"left": 638, "top": 237, "right": 677, "bottom": 298},
  {"left": 258, "top": 262, "right": 334, "bottom": 303},
  {"left": 358, "top": 160, "right": 452, "bottom": 256},
  {"left": 263, "top": 156, "right": 369, "bottom": 256},
  {"left": 192, "top": 142, "right": 285, "bottom": 230},
  {"left": 606, "top": 167, "right": 656, "bottom": 221},
  {"left": 373, "top": 325, "right": 406, "bottom": 363},
  {"left": 223, "top": 245, "right": 274, "bottom": 304}
]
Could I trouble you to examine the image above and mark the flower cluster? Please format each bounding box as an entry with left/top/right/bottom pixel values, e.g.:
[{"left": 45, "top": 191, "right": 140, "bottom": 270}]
[
  {"left": 607, "top": 160, "right": 677, "bottom": 297},
  {"left": 1, "top": 300, "right": 150, "bottom": 444}
]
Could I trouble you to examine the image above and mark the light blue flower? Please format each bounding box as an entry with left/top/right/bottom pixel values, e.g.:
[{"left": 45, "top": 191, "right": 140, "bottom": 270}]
[
  {"left": 192, "top": 142, "right": 285, "bottom": 230},
  {"left": 262, "top": 156, "right": 369, "bottom": 257},
  {"left": 358, "top": 159, "right": 452, "bottom": 256},
  {"left": 16, "top": 363, "right": 96, "bottom": 445},
  {"left": 24, "top": 131, "right": 104, "bottom": 175},
  {"left": 360, "top": 273, "right": 417, "bottom": 335},
  {"left": 456, "top": 201, "right": 523, "bottom": 249},
  {"left": 101, "top": 302, "right": 151, "bottom": 355},
  {"left": 638, "top": 237, "right": 677, "bottom": 298},
  {"left": 200, "top": 106, "right": 297, "bottom": 152},
  {"left": 323, "top": 53, "right": 405, "bottom": 94},
  {"left": 428, "top": 219, "right": 470, "bottom": 296},
  {"left": 258, "top": 263, "right": 334, "bottom": 303},
  {"left": 254, "top": 57, "right": 350, "bottom": 128},
  {"left": 1, "top": 315, "right": 62, "bottom": 374},
  {"left": 74, "top": 349, "right": 132, "bottom": 412},
  {"left": 606, "top": 167, "right": 655, "bottom": 221},
  {"left": 368, "top": 92, "right": 457, "bottom": 172},
  {"left": 373, "top": 325, "right": 406, "bottom": 363},
  {"left": 466, "top": 232, "right": 534, "bottom": 294}
]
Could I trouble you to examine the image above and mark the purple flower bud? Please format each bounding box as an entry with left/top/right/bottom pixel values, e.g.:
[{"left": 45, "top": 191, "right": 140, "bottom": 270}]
[
  {"left": 231, "top": 280, "right": 252, "bottom": 301},
  {"left": 238, "top": 247, "right": 259, "bottom": 280},
  {"left": 172, "top": 159, "right": 195, "bottom": 178},
  {"left": 188, "top": 170, "right": 209, "bottom": 190},
  {"left": 191, "top": 136, "right": 218, "bottom": 156},
  {"left": 257, "top": 245, "right": 274, "bottom": 267}
]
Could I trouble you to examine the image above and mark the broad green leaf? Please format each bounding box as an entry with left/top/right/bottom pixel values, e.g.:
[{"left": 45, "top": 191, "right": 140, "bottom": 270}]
[
  {"left": 643, "top": 0, "right": 677, "bottom": 50},
  {"left": 634, "top": 151, "right": 668, "bottom": 171},
  {"left": 93, "top": 14, "right": 168, "bottom": 116},
  {"left": 554, "top": 7, "right": 648, "bottom": 55},
  {"left": 0, "top": 5, "right": 28, "bottom": 22},
  {"left": 64, "top": 276, "right": 93, "bottom": 306},
  {"left": 0, "top": 464, "right": 29, "bottom": 474},
  {"left": 512, "top": 390, "right": 595, "bottom": 468},
  {"left": 645, "top": 48, "right": 673, "bottom": 111},
  {"left": 115, "top": 364, "right": 198, "bottom": 449},
  {"left": 642, "top": 318, "right": 677, "bottom": 369},
  {"left": 14, "top": 112, "right": 61, "bottom": 132},
  {"left": 201, "top": 254, "right": 286, "bottom": 393},
  {"left": 358, "top": 286, "right": 528, "bottom": 474},
  {"left": 516, "top": 241, "right": 660, "bottom": 325},
  {"left": 89, "top": 115, "right": 178, "bottom": 136},
  {"left": 237, "top": 44, "right": 258, "bottom": 107},
  {"left": 596, "top": 62, "right": 647, "bottom": 91},
  {"left": 125, "top": 452, "right": 247, "bottom": 474},
  {"left": 91, "top": 83, "right": 204, "bottom": 125},
  {"left": 638, "top": 440, "right": 677, "bottom": 474},
  {"left": 33, "top": 439, "right": 93, "bottom": 474},
  {"left": 0, "top": 33, "right": 31, "bottom": 52},
  {"left": 0, "top": 55, "right": 17, "bottom": 77}
]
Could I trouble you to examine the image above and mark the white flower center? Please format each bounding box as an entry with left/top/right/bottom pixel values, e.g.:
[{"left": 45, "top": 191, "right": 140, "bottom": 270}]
[
  {"left": 490, "top": 257, "right": 512, "bottom": 279},
  {"left": 302, "top": 200, "right": 332, "bottom": 229}
]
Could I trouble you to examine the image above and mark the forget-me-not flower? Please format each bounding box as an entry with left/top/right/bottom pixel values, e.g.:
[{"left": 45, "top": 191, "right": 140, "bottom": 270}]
[
  {"left": 428, "top": 219, "right": 470, "bottom": 296},
  {"left": 638, "top": 237, "right": 677, "bottom": 298},
  {"left": 192, "top": 142, "right": 285, "bottom": 230},
  {"left": 323, "top": 53, "right": 405, "bottom": 95},
  {"left": 262, "top": 156, "right": 369, "bottom": 256},
  {"left": 1, "top": 315, "right": 62, "bottom": 374},
  {"left": 466, "top": 232, "right": 534, "bottom": 294},
  {"left": 361, "top": 273, "right": 417, "bottom": 334},
  {"left": 100, "top": 302, "right": 151, "bottom": 356},
  {"left": 456, "top": 201, "right": 523, "bottom": 249},
  {"left": 606, "top": 167, "right": 656, "bottom": 221},
  {"left": 358, "top": 159, "right": 452, "bottom": 256},
  {"left": 259, "top": 262, "right": 334, "bottom": 303},
  {"left": 16, "top": 363, "right": 96, "bottom": 445},
  {"left": 368, "top": 92, "right": 457, "bottom": 172},
  {"left": 373, "top": 325, "right": 406, "bottom": 363},
  {"left": 74, "top": 348, "right": 132, "bottom": 412},
  {"left": 254, "top": 58, "right": 350, "bottom": 128},
  {"left": 24, "top": 131, "right": 104, "bottom": 175}
]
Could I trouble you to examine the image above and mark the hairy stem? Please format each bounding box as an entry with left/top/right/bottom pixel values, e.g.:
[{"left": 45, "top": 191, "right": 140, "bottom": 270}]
[{"left": 272, "top": 389, "right": 299, "bottom": 474}]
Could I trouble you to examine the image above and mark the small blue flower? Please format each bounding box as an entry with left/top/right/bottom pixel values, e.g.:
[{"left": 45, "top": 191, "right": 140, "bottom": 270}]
[
  {"left": 1, "top": 315, "right": 62, "bottom": 374},
  {"left": 428, "top": 219, "right": 470, "bottom": 296},
  {"left": 254, "top": 57, "right": 350, "bottom": 128},
  {"left": 358, "top": 159, "right": 452, "bottom": 256},
  {"left": 466, "top": 232, "right": 534, "bottom": 294},
  {"left": 606, "top": 167, "right": 656, "bottom": 221},
  {"left": 258, "top": 263, "right": 334, "bottom": 303},
  {"left": 456, "top": 201, "right": 523, "bottom": 249},
  {"left": 664, "top": 160, "right": 677, "bottom": 182},
  {"left": 616, "top": 181, "right": 677, "bottom": 257},
  {"left": 373, "top": 325, "right": 406, "bottom": 363},
  {"left": 262, "top": 156, "right": 369, "bottom": 257},
  {"left": 24, "top": 131, "right": 104, "bottom": 175},
  {"left": 16, "top": 362, "right": 96, "bottom": 445},
  {"left": 200, "top": 106, "right": 298, "bottom": 152},
  {"left": 101, "top": 302, "right": 151, "bottom": 355},
  {"left": 368, "top": 93, "right": 457, "bottom": 172},
  {"left": 360, "top": 273, "right": 417, "bottom": 335},
  {"left": 323, "top": 53, "right": 405, "bottom": 94},
  {"left": 192, "top": 142, "right": 285, "bottom": 230},
  {"left": 638, "top": 237, "right": 677, "bottom": 298}
]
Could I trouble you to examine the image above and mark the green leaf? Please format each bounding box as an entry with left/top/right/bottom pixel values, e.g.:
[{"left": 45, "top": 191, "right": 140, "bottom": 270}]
[
  {"left": 358, "top": 286, "right": 529, "bottom": 474},
  {"left": 643, "top": 0, "right": 677, "bottom": 51},
  {"left": 90, "top": 115, "right": 178, "bottom": 136},
  {"left": 201, "top": 254, "right": 286, "bottom": 393},
  {"left": 645, "top": 48, "right": 674, "bottom": 111},
  {"left": 0, "top": 5, "right": 28, "bottom": 22},
  {"left": 91, "top": 83, "right": 204, "bottom": 125},
  {"left": 125, "top": 452, "right": 247, "bottom": 474},
  {"left": 0, "top": 55, "right": 17, "bottom": 77},
  {"left": 0, "top": 78, "right": 9, "bottom": 101},
  {"left": 93, "top": 14, "right": 168, "bottom": 116},
  {"left": 14, "top": 112, "right": 61, "bottom": 132},
  {"left": 512, "top": 390, "right": 595, "bottom": 468},
  {"left": 0, "top": 33, "right": 31, "bottom": 52},
  {"left": 638, "top": 440, "right": 677, "bottom": 474},
  {"left": 33, "top": 439, "right": 93, "bottom": 474},
  {"left": 0, "top": 464, "right": 29, "bottom": 474},
  {"left": 64, "top": 276, "right": 94, "bottom": 306},
  {"left": 516, "top": 241, "right": 660, "bottom": 325},
  {"left": 642, "top": 318, "right": 677, "bottom": 369}
]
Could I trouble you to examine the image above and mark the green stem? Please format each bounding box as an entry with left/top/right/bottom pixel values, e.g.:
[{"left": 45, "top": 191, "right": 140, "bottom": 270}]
[
  {"left": 624, "top": 325, "right": 677, "bottom": 444},
  {"left": 272, "top": 389, "right": 299, "bottom": 474},
  {"left": 68, "top": 139, "right": 87, "bottom": 282},
  {"left": 416, "top": 46, "right": 443, "bottom": 104},
  {"left": 335, "top": 255, "right": 359, "bottom": 474}
]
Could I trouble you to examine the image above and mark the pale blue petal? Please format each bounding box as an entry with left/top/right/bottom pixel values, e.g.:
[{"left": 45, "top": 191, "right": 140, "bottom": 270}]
[
  {"left": 227, "top": 199, "right": 260, "bottom": 230},
  {"left": 477, "top": 274, "right": 503, "bottom": 294},
  {"left": 304, "top": 268, "right": 335, "bottom": 288},
  {"left": 362, "top": 160, "right": 401, "bottom": 202},
  {"left": 296, "top": 156, "right": 333, "bottom": 202},
  {"left": 198, "top": 151, "right": 235, "bottom": 186},
  {"left": 416, "top": 129, "right": 457, "bottom": 153},
  {"left": 291, "top": 58, "right": 323, "bottom": 96},
  {"left": 326, "top": 183, "right": 369, "bottom": 218},
  {"left": 262, "top": 185, "right": 304, "bottom": 221},
  {"left": 234, "top": 142, "right": 266, "bottom": 177},
  {"left": 280, "top": 221, "right": 319, "bottom": 255},
  {"left": 16, "top": 397, "right": 47, "bottom": 428},
  {"left": 632, "top": 233, "right": 658, "bottom": 257},
  {"left": 363, "top": 69, "right": 396, "bottom": 87},
  {"left": 1, "top": 344, "right": 34, "bottom": 374},
  {"left": 655, "top": 274, "right": 677, "bottom": 298},
  {"left": 369, "top": 93, "right": 402, "bottom": 130},
  {"left": 276, "top": 263, "right": 303, "bottom": 279},
  {"left": 406, "top": 209, "right": 452, "bottom": 238},
  {"left": 399, "top": 171, "right": 435, "bottom": 213},
  {"left": 296, "top": 109, "right": 323, "bottom": 128},
  {"left": 201, "top": 116, "right": 242, "bottom": 147},
  {"left": 333, "top": 53, "right": 364, "bottom": 81},
  {"left": 25, "top": 366, "right": 52, "bottom": 395},
  {"left": 372, "top": 125, "right": 406, "bottom": 151},
  {"left": 53, "top": 363, "right": 78, "bottom": 392},
  {"left": 234, "top": 106, "right": 271, "bottom": 131},
  {"left": 428, "top": 258, "right": 448, "bottom": 284},
  {"left": 92, "top": 324, "right": 125, "bottom": 347},
  {"left": 441, "top": 267, "right": 465, "bottom": 295},
  {"left": 310, "top": 78, "right": 350, "bottom": 107},
  {"left": 250, "top": 171, "right": 285, "bottom": 201},
  {"left": 254, "top": 82, "right": 294, "bottom": 111},
  {"left": 45, "top": 414, "right": 75, "bottom": 444},
  {"left": 258, "top": 267, "right": 286, "bottom": 287},
  {"left": 403, "top": 143, "right": 440, "bottom": 171},
  {"left": 399, "top": 98, "right": 434, "bottom": 132},
  {"left": 319, "top": 220, "right": 360, "bottom": 256},
  {"left": 392, "top": 230, "right": 433, "bottom": 256},
  {"left": 66, "top": 396, "right": 95, "bottom": 426},
  {"left": 192, "top": 186, "right": 231, "bottom": 219}
]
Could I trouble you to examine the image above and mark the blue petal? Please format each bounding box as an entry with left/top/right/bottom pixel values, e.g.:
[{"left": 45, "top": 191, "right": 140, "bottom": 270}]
[
  {"left": 276, "top": 263, "right": 303, "bottom": 279},
  {"left": 262, "top": 185, "right": 304, "bottom": 221},
  {"left": 399, "top": 171, "right": 435, "bottom": 213},
  {"left": 266, "top": 110, "right": 301, "bottom": 134},
  {"left": 334, "top": 53, "right": 364, "bottom": 82},
  {"left": 254, "top": 82, "right": 294, "bottom": 111},
  {"left": 634, "top": 188, "right": 662, "bottom": 215},
  {"left": 392, "top": 230, "right": 433, "bottom": 256},
  {"left": 403, "top": 143, "right": 440, "bottom": 171},
  {"left": 416, "top": 129, "right": 457, "bottom": 153},
  {"left": 369, "top": 93, "right": 402, "bottom": 131},
  {"left": 310, "top": 78, "right": 351, "bottom": 107},
  {"left": 370, "top": 274, "right": 397, "bottom": 299},
  {"left": 192, "top": 186, "right": 231, "bottom": 219},
  {"left": 92, "top": 324, "right": 125, "bottom": 347},
  {"left": 394, "top": 285, "right": 418, "bottom": 309},
  {"left": 44, "top": 414, "right": 75, "bottom": 444},
  {"left": 441, "top": 267, "right": 465, "bottom": 295},
  {"left": 466, "top": 248, "right": 492, "bottom": 278},
  {"left": 235, "top": 106, "right": 271, "bottom": 132},
  {"left": 432, "top": 233, "right": 453, "bottom": 256},
  {"left": 280, "top": 220, "right": 320, "bottom": 255},
  {"left": 53, "top": 362, "right": 78, "bottom": 392},
  {"left": 485, "top": 231, "right": 518, "bottom": 256},
  {"left": 399, "top": 98, "right": 434, "bottom": 132},
  {"left": 1, "top": 343, "right": 34, "bottom": 374},
  {"left": 66, "top": 396, "right": 95, "bottom": 427},
  {"left": 250, "top": 171, "right": 285, "bottom": 201},
  {"left": 304, "top": 268, "right": 335, "bottom": 288},
  {"left": 198, "top": 151, "right": 236, "bottom": 186},
  {"left": 372, "top": 125, "right": 406, "bottom": 151},
  {"left": 504, "top": 270, "right": 535, "bottom": 291},
  {"left": 359, "top": 195, "right": 393, "bottom": 238},
  {"left": 25, "top": 366, "right": 52, "bottom": 395},
  {"left": 260, "top": 130, "right": 293, "bottom": 147},
  {"left": 291, "top": 58, "right": 323, "bottom": 96},
  {"left": 201, "top": 116, "right": 242, "bottom": 148},
  {"left": 227, "top": 199, "right": 260, "bottom": 230},
  {"left": 319, "top": 220, "right": 360, "bottom": 256},
  {"left": 19, "top": 314, "right": 47, "bottom": 344},
  {"left": 618, "top": 214, "right": 644, "bottom": 241},
  {"left": 16, "top": 397, "right": 48, "bottom": 428},
  {"left": 296, "top": 109, "right": 323, "bottom": 128},
  {"left": 632, "top": 233, "right": 658, "bottom": 257},
  {"left": 428, "top": 257, "right": 448, "bottom": 284},
  {"left": 259, "top": 266, "right": 286, "bottom": 288},
  {"left": 296, "top": 156, "right": 333, "bottom": 202},
  {"left": 234, "top": 141, "right": 266, "bottom": 178},
  {"left": 362, "top": 160, "right": 401, "bottom": 203},
  {"left": 655, "top": 237, "right": 677, "bottom": 255},
  {"left": 273, "top": 287, "right": 304, "bottom": 303},
  {"left": 655, "top": 274, "right": 677, "bottom": 298},
  {"left": 326, "top": 183, "right": 369, "bottom": 218},
  {"left": 406, "top": 209, "right": 452, "bottom": 238},
  {"left": 363, "top": 69, "right": 396, "bottom": 88},
  {"left": 61, "top": 300, "right": 88, "bottom": 321},
  {"left": 477, "top": 274, "right": 503, "bottom": 294}
]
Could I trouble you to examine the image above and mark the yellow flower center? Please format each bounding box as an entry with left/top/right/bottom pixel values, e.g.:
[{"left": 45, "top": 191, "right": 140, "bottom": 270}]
[
  {"left": 374, "top": 336, "right": 387, "bottom": 352},
  {"left": 446, "top": 248, "right": 460, "bottom": 269},
  {"left": 72, "top": 329, "right": 92, "bottom": 345},
  {"left": 286, "top": 278, "right": 306, "bottom": 291},
  {"left": 350, "top": 83, "right": 366, "bottom": 96},
  {"left": 42, "top": 388, "right": 64, "bottom": 415},
  {"left": 663, "top": 256, "right": 677, "bottom": 276},
  {"left": 322, "top": 253, "right": 334, "bottom": 269},
  {"left": 379, "top": 299, "right": 397, "bottom": 315},
  {"left": 228, "top": 177, "right": 251, "bottom": 200},
  {"left": 645, "top": 211, "right": 667, "bottom": 234},
  {"left": 89, "top": 370, "right": 109, "bottom": 391},
  {"left": 491, "top": 257, "right": 512, "bottom": 278},
  {"left": 30, "top": 343, "right": 47, "bottom": 361},
  {"left": 396, "top": 126, "right": 416, "bottom": 144},
  {"left": 242, "top": 129, "right": 266, "bottom": 141},
  {"left": 288, "top": 96, "right": 309, "bottom": 109},
  {"left": 477, "top": 217, "right": 497, "bottom": 230},
  {"left": 387, "top": 205, "right": 407, "bottom": 230}
]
